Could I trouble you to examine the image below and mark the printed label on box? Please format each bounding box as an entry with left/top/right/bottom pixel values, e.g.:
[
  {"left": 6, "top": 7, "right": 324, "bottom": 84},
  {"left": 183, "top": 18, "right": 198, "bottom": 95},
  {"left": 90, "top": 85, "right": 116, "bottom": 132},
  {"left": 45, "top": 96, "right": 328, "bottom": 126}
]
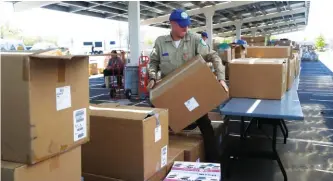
[
  {"left": 56, "top": 86, "right": 71, "bottom": 111},
  {"left": 184, "top": 97, "right": 199, "bottom": 112},
  {"left": 73, "top": 108, "right": 87, "bottom": 142},
  {"left": 155, "top": 113, "right": 161, "bottom": 142},
  {"left": 155, "top": 125, "right": 162, "bottom": 142},
  {"left": 161, "top": 145, "right": 168, "bottom": 168}
]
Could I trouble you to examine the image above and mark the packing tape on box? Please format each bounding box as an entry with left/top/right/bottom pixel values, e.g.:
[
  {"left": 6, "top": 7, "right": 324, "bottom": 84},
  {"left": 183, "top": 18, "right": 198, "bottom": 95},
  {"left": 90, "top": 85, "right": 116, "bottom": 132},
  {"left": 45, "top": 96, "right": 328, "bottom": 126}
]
[
  {"left": 22, "top": 56, "right": 66, "bottom": 83},
  {"left": 49, "top": 154, "right": 60, "bottom": 171}
]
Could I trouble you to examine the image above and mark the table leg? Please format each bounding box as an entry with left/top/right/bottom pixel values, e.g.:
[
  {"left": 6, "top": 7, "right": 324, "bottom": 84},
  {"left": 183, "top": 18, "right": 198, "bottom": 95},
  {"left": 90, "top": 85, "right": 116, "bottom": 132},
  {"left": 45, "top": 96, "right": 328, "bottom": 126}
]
[
  {"left": 278, "top": 120, "right": 287, "bottom": 144},
  {"left": 272, "top": 123, "right": 288, "bottom": 181},
  {"left": 281, "top": 119, "right": 289, "bottom": 138},
  {"left": 240, "top": 117, "right": 245, "bottom": 140}
]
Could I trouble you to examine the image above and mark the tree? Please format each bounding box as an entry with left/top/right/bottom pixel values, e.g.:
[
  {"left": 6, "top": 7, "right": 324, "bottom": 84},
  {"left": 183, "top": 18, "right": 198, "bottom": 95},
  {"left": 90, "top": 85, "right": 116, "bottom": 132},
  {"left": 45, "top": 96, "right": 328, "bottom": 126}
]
[
  {"left": 315, "top": 34, "right": 326, "bottom": 51},
  {"left": 0, "top": 23, "right": 23, "bottom": 39}
]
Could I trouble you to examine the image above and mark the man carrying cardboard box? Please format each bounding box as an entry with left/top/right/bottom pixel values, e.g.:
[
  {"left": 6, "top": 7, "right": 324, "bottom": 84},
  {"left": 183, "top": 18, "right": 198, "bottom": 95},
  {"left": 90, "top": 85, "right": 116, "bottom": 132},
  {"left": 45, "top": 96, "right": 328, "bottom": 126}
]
[{"left": 147, "top": 8, "right": 228, "bottom": 163}]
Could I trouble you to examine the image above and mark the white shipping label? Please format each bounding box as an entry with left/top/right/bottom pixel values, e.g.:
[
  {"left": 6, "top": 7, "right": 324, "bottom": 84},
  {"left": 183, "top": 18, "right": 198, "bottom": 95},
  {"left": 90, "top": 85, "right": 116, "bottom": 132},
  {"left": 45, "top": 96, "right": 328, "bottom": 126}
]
[
  {"left": 184, "top": 97, "right": 199, "bottom": 112},
  {"left": 161, "top": 145, "right": 168, "bottom": 168},
  {"left": 56, "top": 86, "right": 72, "bottom": 111},
  {"left": 155, "top": 113, "right": 161, "bottom": 142},
  {"left": 73, "top": 108, "right": 87, "bottom": 142},
  {"left": 155, "top": 125, "right": 162, "bottom": 142}
]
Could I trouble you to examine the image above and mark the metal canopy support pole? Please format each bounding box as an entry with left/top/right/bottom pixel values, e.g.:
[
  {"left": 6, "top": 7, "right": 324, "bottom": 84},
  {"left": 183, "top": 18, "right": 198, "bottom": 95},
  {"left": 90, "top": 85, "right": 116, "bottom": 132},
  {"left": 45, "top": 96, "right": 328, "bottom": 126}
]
[
  {"left": 128, "top": 1, "right": 140, "bottom": 66},
  {"left": 204, "top": 10, "right": 215, "bottom": 49},
  {"left": 235, "top": 21, "right": 242, "bottom": 41},
  {"left": 251, "top": 29, "right": 256, "bottom": 37}
]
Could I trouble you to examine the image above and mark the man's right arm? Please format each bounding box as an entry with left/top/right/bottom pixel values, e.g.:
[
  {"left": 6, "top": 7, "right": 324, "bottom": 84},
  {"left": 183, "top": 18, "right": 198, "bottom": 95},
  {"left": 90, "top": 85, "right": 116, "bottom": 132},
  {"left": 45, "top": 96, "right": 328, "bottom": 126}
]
[{"left": 148, "top": 38, "right": 161, "bottom": 80}]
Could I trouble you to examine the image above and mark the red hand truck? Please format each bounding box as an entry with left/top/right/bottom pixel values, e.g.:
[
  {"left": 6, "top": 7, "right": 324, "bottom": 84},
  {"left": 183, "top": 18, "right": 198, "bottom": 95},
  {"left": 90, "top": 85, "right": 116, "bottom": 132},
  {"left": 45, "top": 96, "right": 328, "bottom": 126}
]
[{"left": 138, "top": 56, "right": 150, "bottom": 99}]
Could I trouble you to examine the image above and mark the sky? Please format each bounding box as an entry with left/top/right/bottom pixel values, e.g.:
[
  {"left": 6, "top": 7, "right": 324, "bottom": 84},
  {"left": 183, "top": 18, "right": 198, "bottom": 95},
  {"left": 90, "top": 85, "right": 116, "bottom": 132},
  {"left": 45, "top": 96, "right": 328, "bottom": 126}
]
[{"left": 0, "top": 1, "right": 332, "bottom": 44}]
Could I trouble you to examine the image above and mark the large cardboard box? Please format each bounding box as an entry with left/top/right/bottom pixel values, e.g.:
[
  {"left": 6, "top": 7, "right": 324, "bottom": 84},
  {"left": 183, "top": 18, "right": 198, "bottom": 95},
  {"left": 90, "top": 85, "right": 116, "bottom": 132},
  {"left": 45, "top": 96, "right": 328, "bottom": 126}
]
[
  {"left": 231, "top": 46, "right": 246, "bottom": 59},
  {"left": 229, "top": 58, "right": 287, "bottom": 100},
  {"left": 150, "top": 55, "right": 229, "bottom": 133},
  {"left": 148, "top": 147, "right": 185, "bottom": 181},
  {"left": 1, "top": 52, "right": 90, "bottom": 164},
  {"left": 287, "top": 58, "right": 296, "bottom": 90},
  {"left": 82, "top": 173, "right": 123, "bottom": 181},
  {"left": 242, "top": 36, "right": 266, "bottom": 43},
  {"left": 169, "top": 135, "right": 205, "bottom": 162},
  {"left": 1, "top": 147, "right": 81, "bottom": 181},
  {"left": 82, "top": 105, "right": 169, "bottom": 181},
  {"left": 246, "top": 46, "right": 291, "bottom": 58}
]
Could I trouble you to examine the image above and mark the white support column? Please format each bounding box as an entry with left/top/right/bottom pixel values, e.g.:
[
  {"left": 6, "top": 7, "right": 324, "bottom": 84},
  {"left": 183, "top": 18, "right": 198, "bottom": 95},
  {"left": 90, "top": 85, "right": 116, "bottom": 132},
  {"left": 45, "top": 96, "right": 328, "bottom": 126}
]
[
  {"left": 251, "top": 29, "right": 256, "bottom": 37},
  {"left": 204, "top": 10, "right": 214, "bottom": 48},
  {"left": 128, "top": 1, "right": 140, "bottom": 66},
  {"left": 235, "top": 21, "right": 242, "bottom": 41}
]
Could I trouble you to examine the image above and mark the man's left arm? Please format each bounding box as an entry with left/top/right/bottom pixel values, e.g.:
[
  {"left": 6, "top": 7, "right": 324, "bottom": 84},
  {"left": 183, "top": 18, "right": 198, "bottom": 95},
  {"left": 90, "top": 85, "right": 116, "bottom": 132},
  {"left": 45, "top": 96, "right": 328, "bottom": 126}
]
[
  {"left": 205, "top": 50, "right": 225, "bottom": 81},
  {"left": 195, "top": 37, "right": 225, "bottom": 81}
]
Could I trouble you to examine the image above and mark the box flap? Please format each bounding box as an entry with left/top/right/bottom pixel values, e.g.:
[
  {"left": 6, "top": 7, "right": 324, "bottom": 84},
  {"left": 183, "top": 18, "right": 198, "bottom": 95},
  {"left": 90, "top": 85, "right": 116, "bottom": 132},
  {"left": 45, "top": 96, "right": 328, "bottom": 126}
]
[
  {"left": 89, "top": 105, "right": 165, "bottom": 121},
  {"left": 230, "top": 58, "right": 286, "bottom": 65}
]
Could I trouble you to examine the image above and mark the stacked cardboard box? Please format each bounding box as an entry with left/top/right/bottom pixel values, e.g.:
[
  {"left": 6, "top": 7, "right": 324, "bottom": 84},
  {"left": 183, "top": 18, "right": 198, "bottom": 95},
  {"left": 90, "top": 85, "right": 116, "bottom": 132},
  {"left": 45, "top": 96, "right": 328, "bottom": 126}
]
[
  {"left": 246, "top": 46, "right": 297, "bottom": 91},
  {"left": 89, "top": 63, "right": 99, "bottom": 75},
  {"left": 231, "top": 45, "right": 246, "bottom": 59},
  {"left": 229, "top": 58, "right": 288, "bottom": 100},
  {"left": 82, "top": 105, "right": 169, "bottom": 181},
  {"left": 1, "top": 51, "right": 90, "bottom": 181},
  {"left": 242, "top": 36, "right": 266, "bottom": 46}
]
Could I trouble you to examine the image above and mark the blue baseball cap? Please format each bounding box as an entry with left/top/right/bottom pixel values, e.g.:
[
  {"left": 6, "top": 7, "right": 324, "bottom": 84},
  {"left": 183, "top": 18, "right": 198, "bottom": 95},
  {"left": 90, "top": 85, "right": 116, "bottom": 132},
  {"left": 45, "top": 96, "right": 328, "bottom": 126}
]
[
  {"left": 201, "top": 32, "right": 208, "bottom": 38},
  {"left": 169, "top": 9, "right": 191, "bottom": 28}
]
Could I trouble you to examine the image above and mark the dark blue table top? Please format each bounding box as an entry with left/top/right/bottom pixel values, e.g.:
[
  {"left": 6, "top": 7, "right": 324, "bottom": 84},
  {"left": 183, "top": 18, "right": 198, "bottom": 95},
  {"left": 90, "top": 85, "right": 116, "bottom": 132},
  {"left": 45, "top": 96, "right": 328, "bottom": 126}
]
[{"left": 221, "top": 79, "right": 304, "bottom": 120}]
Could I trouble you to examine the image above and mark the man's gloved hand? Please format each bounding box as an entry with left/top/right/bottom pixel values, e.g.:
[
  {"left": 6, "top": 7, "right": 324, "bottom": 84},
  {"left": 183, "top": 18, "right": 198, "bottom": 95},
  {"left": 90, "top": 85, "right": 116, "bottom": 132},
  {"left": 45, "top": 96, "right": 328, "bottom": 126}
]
[
  {"left": 219, "top": 80, "right": 229, "bottom": 92},
  {"left": 147, "top": 79, "right": 156, "bottom": 91}
]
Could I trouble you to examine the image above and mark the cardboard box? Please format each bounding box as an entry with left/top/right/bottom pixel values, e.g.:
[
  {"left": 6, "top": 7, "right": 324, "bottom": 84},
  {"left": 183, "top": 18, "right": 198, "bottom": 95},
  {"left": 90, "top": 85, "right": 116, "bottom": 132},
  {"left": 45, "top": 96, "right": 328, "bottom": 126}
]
[
  {"left": 169, "top": 135, "right": 204, "bottom": 162},
  {"left": 148, "top": 147, "right": 185, "bottom": 181},
  {"left": 164, "top": 161, "right": 221, "bottom": 181},
  {"left": 287, "top": 58, "right": 296, "bottom": 90},
  {"left": 89, "top": 63, "right": 99, "bottom": 75},
  {"left": 246, "top": 46, "right": 291, "bottom": 58},
  {"left": 1, "top": 52, "right": 90, "bottom": 164},
  {"left": 2, "top": 147, "right": 81, "bottom": 181},
  {"left": 249, "top": 43, "right": 266, "bottom": 46},
  {"left": 242, "top": 36, "right": 266, "bottom": 43},
  {"left": 82, "top": 105, "right": 169, "bottom": 181},
  {"left": 150, "top": 55, "right": 229, "bottom": 133},
  {"left": 231, "top": 46, "right": 246, "bottom": 59},
  {"left": 229, "top": 58, "right": 287, "bottom": 100},
  {"left": 82, "top": 173, "right": 123, "bottom": 181}
]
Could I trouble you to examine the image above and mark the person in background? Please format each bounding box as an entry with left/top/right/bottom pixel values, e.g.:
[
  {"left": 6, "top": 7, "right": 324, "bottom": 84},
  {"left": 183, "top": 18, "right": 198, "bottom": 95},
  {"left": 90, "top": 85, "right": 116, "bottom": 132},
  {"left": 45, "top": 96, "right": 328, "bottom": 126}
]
[
  {"left": 102, "top": 50, "right": 124, "bottom": 88},
  {"left": 148, "top": 8, "right": 228, "bottom": 163},
  {"left": 201, "top": 32, "right": 210, "bottom": 50}
]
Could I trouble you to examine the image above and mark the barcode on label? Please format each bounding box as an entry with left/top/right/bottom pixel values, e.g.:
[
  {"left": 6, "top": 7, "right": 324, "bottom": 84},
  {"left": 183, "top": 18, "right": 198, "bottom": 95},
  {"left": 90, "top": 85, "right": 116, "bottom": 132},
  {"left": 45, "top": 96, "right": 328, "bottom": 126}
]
[
  {"left": 78, "top": 133, "right": 84, "bottom": 139},
  {"left": 184, "top": 97, "right": 199, "bottom": 112},
  {"left": 73, "top": 108, "right": 87, "bottom": 142}
]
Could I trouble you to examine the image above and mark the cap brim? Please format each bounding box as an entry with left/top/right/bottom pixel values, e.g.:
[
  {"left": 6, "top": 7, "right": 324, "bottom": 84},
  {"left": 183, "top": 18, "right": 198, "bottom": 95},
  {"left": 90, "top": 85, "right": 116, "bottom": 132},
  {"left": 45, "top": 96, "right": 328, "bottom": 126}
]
[{"left": 176, "top": 19, "right": 191, "bottom": 28}]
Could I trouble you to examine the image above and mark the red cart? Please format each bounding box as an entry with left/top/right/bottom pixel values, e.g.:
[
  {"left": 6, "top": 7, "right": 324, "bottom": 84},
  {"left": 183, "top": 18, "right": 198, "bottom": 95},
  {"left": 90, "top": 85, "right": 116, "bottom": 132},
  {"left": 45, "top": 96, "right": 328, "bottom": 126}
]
[{"left": 138, "top": 56, "right": 150, "bottom": 99}]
